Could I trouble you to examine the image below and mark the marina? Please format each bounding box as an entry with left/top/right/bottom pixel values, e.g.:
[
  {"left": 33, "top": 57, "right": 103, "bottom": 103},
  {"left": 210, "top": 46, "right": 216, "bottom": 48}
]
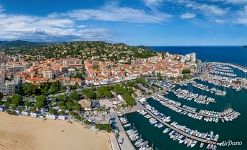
[
  {"left": 121, "top": 62, "right": 247, "bottom": 150},
  {"left": 171, "top": 88, "right": 216, "bottom": 105},
  {"left": 138, "top": 100, "right": 219, "bottom": 146},
  {"left": 152, "top": 95, "right": 240, "bottom": 123},
  {"left": 183, "top": 80, "right": 226, "bottom": 96},
  {"left": 118, "top": 114, "right": 153, "bottom": 150}
]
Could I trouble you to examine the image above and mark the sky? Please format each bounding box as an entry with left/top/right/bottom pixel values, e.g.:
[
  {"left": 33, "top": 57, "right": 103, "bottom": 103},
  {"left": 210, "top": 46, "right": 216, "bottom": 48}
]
[{"left": 0, "top": 0, "right": 247, "bottom": 46}]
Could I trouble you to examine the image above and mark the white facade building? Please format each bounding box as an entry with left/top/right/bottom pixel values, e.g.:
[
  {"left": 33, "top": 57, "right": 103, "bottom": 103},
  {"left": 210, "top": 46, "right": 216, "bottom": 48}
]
[
  {"left": 42, "top": 70, "right": 54, "bottom": 79},
  {"left": 181, "top": 53, "right": 196, "bottom": 63},
  {"left": 0, "top": 81, "right": 16, "bottom": 95},
  {"left": 190, "top": 53, "right": 196, "bottom": 63},
  {"left": 0, "top": 76, "right": 20, "bottom": 95}
]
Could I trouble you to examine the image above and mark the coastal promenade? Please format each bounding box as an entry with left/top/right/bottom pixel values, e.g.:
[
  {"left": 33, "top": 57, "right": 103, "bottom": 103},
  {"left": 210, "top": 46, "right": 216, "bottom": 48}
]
[
  {"left": 138, "top": 102, "right": 218, "bottom": 145},
  {"left": 153, "top": 95, "right": 235, "bottom": 119}
]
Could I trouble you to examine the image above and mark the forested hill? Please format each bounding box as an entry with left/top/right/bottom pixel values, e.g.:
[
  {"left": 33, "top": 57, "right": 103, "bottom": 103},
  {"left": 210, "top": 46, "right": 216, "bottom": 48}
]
[
  {"left": 2, "top": 41, "right": 158, "bottom": 62},
  {"left": 0, "top": 40, "right": 48, "bottom": 50}
]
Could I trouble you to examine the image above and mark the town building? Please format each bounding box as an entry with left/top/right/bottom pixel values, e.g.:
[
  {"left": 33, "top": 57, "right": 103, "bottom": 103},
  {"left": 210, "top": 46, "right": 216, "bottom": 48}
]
[
  {"left": 0, "top": 76, "right": 20, "bottom": 95},
  {"left": 84, "top": 53, "right": 192, "bottom": 85}
]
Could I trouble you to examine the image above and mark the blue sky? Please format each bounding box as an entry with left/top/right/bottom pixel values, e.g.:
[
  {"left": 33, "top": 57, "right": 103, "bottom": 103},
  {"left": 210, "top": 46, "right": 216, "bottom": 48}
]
[{"left": 0, "top": 0, "right": 247, "bottom": 45}]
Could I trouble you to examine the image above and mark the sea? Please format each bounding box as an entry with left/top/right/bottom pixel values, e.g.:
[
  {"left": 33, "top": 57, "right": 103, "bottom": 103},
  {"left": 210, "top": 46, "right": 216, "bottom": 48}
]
[
  {"left": 149, "top": 46, "right": 247, "bottom": 67},
  {"left": 124, "top": 46, "right": 247, "bottom": 150}
]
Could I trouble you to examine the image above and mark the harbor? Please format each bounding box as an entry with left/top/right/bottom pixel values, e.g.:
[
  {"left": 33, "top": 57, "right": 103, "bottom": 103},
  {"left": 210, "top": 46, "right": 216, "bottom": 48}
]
[
  {"left": 138, "top": 100, "right": 219, "bottom": 146},
  {"left": 117, "top": 62, "right": 247, "bottom": 150},
  {"left": 151, "top": 95, "right": 240, "bottom": 123},
  {"left": 171, "top": 88, "right": 216, "bottom": 105}
]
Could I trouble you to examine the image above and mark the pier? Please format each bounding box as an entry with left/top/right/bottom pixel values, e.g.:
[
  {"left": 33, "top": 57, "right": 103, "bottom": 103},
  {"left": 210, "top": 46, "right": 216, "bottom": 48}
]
[
  {"left": 114, "top": 113, "right": 136, "bottom": 150},
  {"left": 153, "top": 95, "right": 236, "bottom": 119},
  {"left": 138, "top": 101, "right": 217, "bottom": 145},
  {"left": 207, "top": 62, "right": 247, "bottom": 73}
]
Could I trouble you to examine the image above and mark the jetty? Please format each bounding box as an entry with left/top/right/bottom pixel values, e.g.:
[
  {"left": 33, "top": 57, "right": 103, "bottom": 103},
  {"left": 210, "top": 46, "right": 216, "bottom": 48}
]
[
  {"left": 114, "top": 113, "right": 136, "bottom": 150},
  {"left": 138, "top": 101, "right": 217, "bottom": 145},
  {"left": 153, "top": 95, "right": 240, "bottom": 121}
]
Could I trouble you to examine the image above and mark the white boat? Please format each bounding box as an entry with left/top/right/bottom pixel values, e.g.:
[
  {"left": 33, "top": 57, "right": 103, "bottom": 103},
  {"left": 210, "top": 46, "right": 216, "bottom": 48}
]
[
  {"left": 190, "top": 140, "right": 197, "bottom": 148},
  {"left": 200, "top": 143, "right": 204, "bottom": 148},
  {"left": 157, "top": 123, "right": 163, "bottom": 128},
  {"left": 163, "top": 128, "right": 170, "bottom": 134},
  {"left": 179, "top": 138, "right": 184, "bottom": 144},
  {"left": 187, "top": 139, "right": 192, "bottom": 147},
  {"left": 135, "top": 139, "right": 143, "bottom": 146},
  {"left": 124, "top": 123, "right": 131, "bottom": 127}
]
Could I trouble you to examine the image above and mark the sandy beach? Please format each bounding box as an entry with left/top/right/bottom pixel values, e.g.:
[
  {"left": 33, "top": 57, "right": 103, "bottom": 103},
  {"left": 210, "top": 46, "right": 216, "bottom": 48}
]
[{"left": 0, "top": 113, "right": 111, "bottom": 150}]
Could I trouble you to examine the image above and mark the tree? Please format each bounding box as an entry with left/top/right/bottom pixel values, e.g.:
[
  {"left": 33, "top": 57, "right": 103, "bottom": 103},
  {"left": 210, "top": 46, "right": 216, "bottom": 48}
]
[
  {"left": 48, "top": 82, "right": 60, "bottom": 94},
  {"left": 49, "top": 108, "right": 57, "bottom": 115},
  {"left": 74, "top": 72, "right": 84, "bottom": 79},
  {"left": 30, "top": 107, "right": 36, "bottom": 112},
  {"left": 112, "top": 85, "right": 125, "bottom": 95},
  {"left": 0, "top": 92, "right": 4, "bottom": 100},
  {"left": 57, "top": 101, "right": 67, "bottom": 110},
  {"left": 24, "top": 100, "right": 31, "bottom": 108},
  {"left": 23, "top": 83, "right": 36, "bottom": 96},
  {"left": 96, "top": 86, "right": 112, "bottom": 99},
  {"left": 57, "top": 94, "right": 66, "bottom": 101},
  {"left": 36, "top": 95, "right": 46, "bottom": 109},
  {"left": 82, "top": 88, "right": 96, "bottom": 99},
  {"left": 122, "top": 93, "right": 135, "bottom": 106},
  {"left": 73, "top": 103, "right": 81, "bottom": 112},
  {"left": 70, "top": 91, "right": 80, "bottom": 101},
  {"left": 95, "top": 124, "right": 112, "bottom": 132},
  {"left": 58, "top": 110, "right": 65, "bottom": 115},
  {"left": 10, "top": 94, "right": 22, "bottom": 109},
  {"left": 157, "top": 72, "right": 163, "bottom": 80},
  {"left": 112, "top": 84, "right": 135, "bottom": 106},
  {"left": 66, "top": 101, "right": 75, "bottom": 111},
  {"left": 4, "top": 100, "right": 11, "bottom": 108},
  {"left": 182, "top": 68, "right": 191, "bottom": 74}
]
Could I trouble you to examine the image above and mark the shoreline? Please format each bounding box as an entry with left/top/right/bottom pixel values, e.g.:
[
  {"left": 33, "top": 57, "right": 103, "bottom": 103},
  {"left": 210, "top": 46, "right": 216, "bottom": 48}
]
[{"left": 0, "top": 112, "right": 111, "bottom": 150}]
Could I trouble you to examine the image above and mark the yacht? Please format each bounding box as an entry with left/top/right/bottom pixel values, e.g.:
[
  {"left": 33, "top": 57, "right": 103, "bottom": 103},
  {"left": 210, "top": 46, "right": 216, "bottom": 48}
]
[
  {"left": 163, "top": 128, "right": 170, "bottom": 134},
  {"left": 200, "top": 142, "right": 204, "bottom": 148},
  {"left": 190, "top": 140, "right": 197, "bottom": 148}
]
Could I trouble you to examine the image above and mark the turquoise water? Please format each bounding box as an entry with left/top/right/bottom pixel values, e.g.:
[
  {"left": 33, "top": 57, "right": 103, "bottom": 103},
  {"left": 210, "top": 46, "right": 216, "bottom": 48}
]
[{"left": 126, "top": 79, "right": 247, "bottom": 150}]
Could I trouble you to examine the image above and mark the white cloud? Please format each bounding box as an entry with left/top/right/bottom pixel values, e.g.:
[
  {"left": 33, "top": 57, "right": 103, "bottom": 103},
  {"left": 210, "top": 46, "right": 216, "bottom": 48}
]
[
  {"left": 215, "top": 0, "right": 247, "bottom": 4},
  {"left": 51, "top": 3, "right": 171, "bottom": 23},
  {"left": 184, "top": 2, "right": 227, "bottom": 16},
  {"left": 0, "top": 11, "right": 110, "bottom": 41},
  {"left": 180, "top": 13, "right": 196, "bottom": 19},
  {"left": 0, "top": 1, "right": 171, "bottom": 42},
  {"left": 234, "top": 5, "right": 247, "bottom": 25},
  {"left": 35, "top": 18, "right": 74, "bottom": 27},
  {"left": 143, "top": 0, "right": 163, "bottom": 8},
  {"left": 0, "top": 2, "right": 172, "bottom": 41},
  {"left": 167, "top": 0, "right": 229, "bottom": 23}
]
